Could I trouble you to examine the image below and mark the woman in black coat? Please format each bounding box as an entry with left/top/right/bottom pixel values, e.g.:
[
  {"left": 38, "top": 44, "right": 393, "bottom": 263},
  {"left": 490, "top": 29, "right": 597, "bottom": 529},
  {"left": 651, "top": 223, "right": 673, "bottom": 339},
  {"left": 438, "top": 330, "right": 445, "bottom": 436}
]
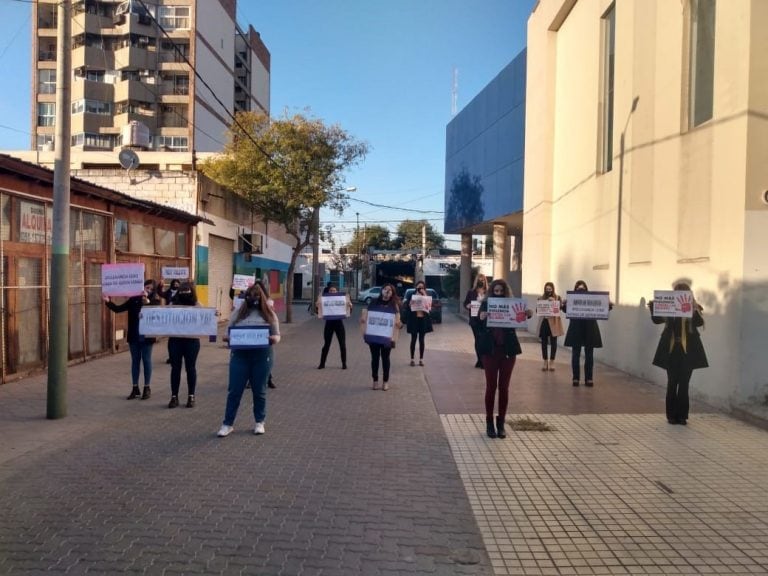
[
  {"left": 405, "top": 281, "right": 433, "bottom": 366},
  {"left": 463, "top": 273, "right": 488, "bottom": 368},
  {"left": 649, "top": 282, "right": 708, "bottom": 425},
  {"left": 562, "top": 280, "right": 605, "bottom": 387},
  {"left": 477, "top": 279, "right": 531, "bottom": 439}
]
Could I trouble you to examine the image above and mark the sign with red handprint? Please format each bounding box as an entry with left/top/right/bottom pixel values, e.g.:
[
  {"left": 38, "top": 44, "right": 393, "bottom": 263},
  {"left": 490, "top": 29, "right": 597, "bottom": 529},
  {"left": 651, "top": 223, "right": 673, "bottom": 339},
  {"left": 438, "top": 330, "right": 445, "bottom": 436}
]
[
  {"left": 536, "top": 299, "right": 561, "bottom": 318},
  {"left": 652, "top": 290, "right": 693, "bottom": 318},
  {"left": 486, "top": 298, "right": 529, "bottom": 328}
]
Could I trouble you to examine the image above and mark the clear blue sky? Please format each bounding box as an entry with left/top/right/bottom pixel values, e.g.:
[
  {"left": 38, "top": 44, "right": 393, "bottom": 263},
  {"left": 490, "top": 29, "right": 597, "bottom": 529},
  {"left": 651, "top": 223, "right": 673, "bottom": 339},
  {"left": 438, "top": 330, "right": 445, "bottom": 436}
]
[{"left": 0, "top": 0, "right": 535, "bottom": 249}]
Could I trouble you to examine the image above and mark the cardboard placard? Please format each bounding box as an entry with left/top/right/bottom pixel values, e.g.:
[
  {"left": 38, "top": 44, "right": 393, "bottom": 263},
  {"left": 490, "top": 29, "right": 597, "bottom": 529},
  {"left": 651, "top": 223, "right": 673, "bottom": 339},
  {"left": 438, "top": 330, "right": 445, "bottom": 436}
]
[
  {"left": 469, "top": 300, "right": 481, "bottom": 317},
  {"left": 652, "top": 290, "right": 694, "bottom": 318},
  {"left": 486, "top": 298, "right": 529, "bottom": 328},
  {"left": 232, "top": 274, "right": 255, "bottom": 291},
  {"left": 228, "top": 325, "right": 270, "bottom": 349},
  {"left": 536, "top": 299, "right": 561, "bottom": 318},
  {"left": 102, "top": 263, "right": 146, "bottom": 297},
  {"left": 161, "top": 266, "right": 189, "bottom": 280},
  {"left": 320, "top": 293, "right": 348, "bottom": 320},
  {"left": 409, "top": 294, "right": 432, "bottom": 313},
  {"left": 139, "top": 306, "right": 218, "bottom": 337},
  {"left": 565, "top": 291, "right": 611, "bottom": 320},
  {"left": 363, "top": 306, "right": 397, "bottom": 346}
]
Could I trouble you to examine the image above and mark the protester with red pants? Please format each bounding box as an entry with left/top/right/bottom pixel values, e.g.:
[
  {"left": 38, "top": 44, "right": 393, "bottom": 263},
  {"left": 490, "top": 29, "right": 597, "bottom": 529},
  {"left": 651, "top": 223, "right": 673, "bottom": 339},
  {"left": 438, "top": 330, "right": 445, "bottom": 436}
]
[{"left": 477, "top": 279, "right": 531, "bottom": 439}]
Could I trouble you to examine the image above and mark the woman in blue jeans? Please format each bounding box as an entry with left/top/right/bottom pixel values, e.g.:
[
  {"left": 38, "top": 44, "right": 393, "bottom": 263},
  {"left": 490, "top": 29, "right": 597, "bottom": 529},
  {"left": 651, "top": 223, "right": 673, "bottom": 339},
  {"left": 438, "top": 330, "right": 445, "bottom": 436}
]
[
  {"left": 217, "top": 281, "right": 280, "bottom": 437},
  {"left": 104, "top": 279, "right": 161, "bottom": 400},
  {"left": 563, "top": 280, "right": 607, "bottom": 387}
]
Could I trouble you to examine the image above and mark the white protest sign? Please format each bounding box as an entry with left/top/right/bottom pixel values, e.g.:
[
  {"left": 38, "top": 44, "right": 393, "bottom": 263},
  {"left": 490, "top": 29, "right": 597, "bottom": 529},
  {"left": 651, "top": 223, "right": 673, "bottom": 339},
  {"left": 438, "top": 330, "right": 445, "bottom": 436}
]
[
  {"left": 162, "top": 266, "right": 189, "bottom": 280},
  {"left": 565, "top": 291, "right": 611, "bottom": 320},
  {"left": 486, "top": 298, "right": 529, "bottom": 328},
  {"left": 320, "top": 294, "right": 348, "bottom": 319},
  {"left": 139, "top": 306, "right": 218, "bottom": 337},
  {"left": 364, "top": 308, "right": 396, "bottom": 345},
  {"left": 228, "top": 326, "right": 270, "bottom": 349},
  {"left": 652, "top": 290, "right": 694, "bottom": 318},
  {"left": 470, "top": 300, "right": 481, "bottom": 317},
  {"left": 409, "top": 295, "right": 432, "bottom": 313},
  {"left": 102, "top": 263, "right": 145, "bottom": 297},
  {"left": 536, "top": 299, "right": 561, "bottom": 318},
  {"left": 232, "top": 274, "right": 255, "bottom": 291}
]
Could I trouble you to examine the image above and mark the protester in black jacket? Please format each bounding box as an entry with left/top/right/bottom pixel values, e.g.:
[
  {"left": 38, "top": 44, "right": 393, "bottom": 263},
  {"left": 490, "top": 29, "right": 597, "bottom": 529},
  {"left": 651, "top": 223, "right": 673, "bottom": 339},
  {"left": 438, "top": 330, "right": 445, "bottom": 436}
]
[{"left": 104, "top": 279, "right": 161, "bottom": 400}]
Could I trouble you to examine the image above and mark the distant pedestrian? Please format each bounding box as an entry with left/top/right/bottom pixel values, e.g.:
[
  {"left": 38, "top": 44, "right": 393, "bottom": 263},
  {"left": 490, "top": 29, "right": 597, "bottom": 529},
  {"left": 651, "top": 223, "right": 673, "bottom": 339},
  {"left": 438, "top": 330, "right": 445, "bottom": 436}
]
[
  {"left": 167, "top": 281, "right": 201, "bottom": 409},
  {"left": 217, "top": 281, "right": 280, "bottom": 437},
  {"left": 649, "top": 281, "right": 708, "bottom": 425},
  {"left": 405, "top": 281, "right": 433, "bottom": 366},
  {"left": 537, "top": 282, "right": 563, "bottom": 371},
  {"left": 563, "top": 280, "right": 609, "bottom": 387},
  {"left": 361, "top": 283, "right": 401, "bottom": 391},
  {"left": 477, "top": 279, "right": 531, "bottom": 439},
  {"left": 317, "top": 282, "right": 352, "bottom": 369},
  {"left": 463, "top": 273, "right": 489, "bottom": 368},
  {"left": 104, "top": 279, "right": 161, "bottom": 400}
]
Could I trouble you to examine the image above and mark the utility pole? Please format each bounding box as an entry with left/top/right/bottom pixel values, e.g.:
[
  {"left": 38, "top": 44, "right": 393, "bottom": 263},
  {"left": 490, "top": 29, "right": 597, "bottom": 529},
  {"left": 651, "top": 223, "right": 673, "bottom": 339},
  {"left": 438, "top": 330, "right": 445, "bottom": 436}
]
[
  {"left": 310, "top": 206, "right": 320, "bottom": 315},
  {"left": 47, "top": 0, "right": 72, "bottom": 419},
  {"left": 355, "top": 212, "right": 360, "bottom": 299}
]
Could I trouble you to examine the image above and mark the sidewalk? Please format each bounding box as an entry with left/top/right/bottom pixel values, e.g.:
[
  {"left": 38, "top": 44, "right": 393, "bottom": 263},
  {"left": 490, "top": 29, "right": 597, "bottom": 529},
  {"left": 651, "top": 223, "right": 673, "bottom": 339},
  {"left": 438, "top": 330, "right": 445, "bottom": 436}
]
[{"left": 1, "top": 304, "right": 767, "bottom": 575}]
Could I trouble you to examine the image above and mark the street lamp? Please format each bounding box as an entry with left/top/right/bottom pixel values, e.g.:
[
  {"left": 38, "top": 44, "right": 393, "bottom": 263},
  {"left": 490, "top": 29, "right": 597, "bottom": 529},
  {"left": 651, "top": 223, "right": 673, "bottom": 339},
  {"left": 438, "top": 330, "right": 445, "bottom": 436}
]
[{"left": 311, "top": 186, "right": 356, "bottom": 315}]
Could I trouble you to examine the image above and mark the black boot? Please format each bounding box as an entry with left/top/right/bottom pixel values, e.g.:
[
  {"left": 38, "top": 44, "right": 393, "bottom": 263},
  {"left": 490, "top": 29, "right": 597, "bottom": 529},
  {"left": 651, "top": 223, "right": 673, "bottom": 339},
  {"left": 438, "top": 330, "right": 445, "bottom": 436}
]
[
  {"left": 486, "top": 418, "right": 497, "bottom": 439},
  {"left": 318, "top": 348, "right": 328, "bottom": 369},
  {"left": 141, "top": 386, "right": 151, "bottom": 400},
  {"left": 267, "top": 375, "right": 276, "bottom": 389},
  {"left": 496, "top": 416, "right": 506, "bottom": 439},
  {"left": 126, "top": 386, "right": 141, "bottom": 400},
  {"left": 341, "top": 349, "right": 347, "bottom": 370}
]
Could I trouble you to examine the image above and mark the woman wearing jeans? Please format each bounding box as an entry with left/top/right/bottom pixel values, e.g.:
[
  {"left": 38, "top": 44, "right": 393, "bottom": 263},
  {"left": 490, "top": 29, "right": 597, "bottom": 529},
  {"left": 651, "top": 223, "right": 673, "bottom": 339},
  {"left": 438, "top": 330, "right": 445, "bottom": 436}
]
[
  {"left": 563, "top": 280, "right": 607, "bottom": 387},
  {"left": 361, "top": 283, "right": 401, "bottom": 391},
  {"left": 217, "top": 281, "right": 280, "bottom": 437},
  {"left": 104, "top": 279, "right": 161, "bottom": 400}
]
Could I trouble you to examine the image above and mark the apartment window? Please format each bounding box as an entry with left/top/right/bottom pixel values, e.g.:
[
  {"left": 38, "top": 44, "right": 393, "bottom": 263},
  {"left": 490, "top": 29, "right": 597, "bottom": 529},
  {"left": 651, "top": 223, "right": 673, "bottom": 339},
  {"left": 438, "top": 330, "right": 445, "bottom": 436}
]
[
  {"left": 157, "top": 6, "right": 190, "bottom": 30},
  {"left": 37, "top": 69, "right": 56, "bottom": 94},
  {"left": 115, "top": 219, "right": 129, "bottom": 252},
  {"left": 72, "top": 99, "right": 112, "bottom": 115},
  {"left": 1, "top": 194, "right": 9, "bottom": 242},
  {"left": 36, "top": 134, "right": 54, "bottom": 152},
  {"left": 600, "top": 4, "right": 616, "bottom": 173},
  {"left": 71, "top": 133, "right": 117, "bottom": 150},
  {"left": 161, "top": 105, "right": 188, "bottom": 128},
  {"left": 155, "top": 136, "right": 188, "bottom": 152},
  {"left": 689, "top": 0, "right": 716, "bottom": 127},
  {"left": 74, "top": 68, "right": 106, "bottom": 83},
  {"left": 155, "top": 229, "right": 176, "bottom": 256},
  {"left": 129, "top": 223, "right": 154, "bottom": 254},
  {"left": 176, "top": 231, "right": 188, "bottom": 258},
  {"left": 37, "top": 103, "right": 56, "bottom": 127},
  {"left": 159, "top": 40, "right": 189, "bottom": 63}
]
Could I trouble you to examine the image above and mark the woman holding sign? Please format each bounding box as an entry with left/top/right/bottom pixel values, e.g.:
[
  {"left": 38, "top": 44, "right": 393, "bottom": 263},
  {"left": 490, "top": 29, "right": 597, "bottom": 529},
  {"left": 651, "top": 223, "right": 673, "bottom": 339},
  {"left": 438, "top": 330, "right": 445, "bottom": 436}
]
[
  {"left": 477, "top": 279, "right": 532, "bottom": 439},
  {"left": 104, "top": 279, "right": 161, "bottom": 400},
  {"left": 217, "top": 281, "right": 280, "bottom": 437},
  {"left": 167, "top": 282, "right": 201, "bottom": 408},
  {"left": 463, "top": 274, "right": 489, "bottom": 368},
  {"left": 405, "top": 281, "right": 433, "bottom": 367},
  {"left": 563, "top": 280, "right": 606, "bottom": 387},
  {"left": 361, "top": 283, "right": 401, "bottom": 391},
  {"left": 317, "top": 283, "right": 352, "bottom": 369},
  {"left": 649, "top": 282, "right": 707, "bottom": 425},
  {"left": 537, "top": 282, "right": 563, "bottom": 372}
]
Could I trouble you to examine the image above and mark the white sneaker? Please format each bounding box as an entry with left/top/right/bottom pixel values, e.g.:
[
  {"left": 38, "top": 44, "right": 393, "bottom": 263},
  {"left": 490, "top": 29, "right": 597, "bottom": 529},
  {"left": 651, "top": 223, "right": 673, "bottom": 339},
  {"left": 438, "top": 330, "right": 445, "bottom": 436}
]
[
  {"left": 217, "top": 424, "right": 233, "bottom": 437},
  {"left": 253, "top": 422, "right": 265, "bottom": 435}
]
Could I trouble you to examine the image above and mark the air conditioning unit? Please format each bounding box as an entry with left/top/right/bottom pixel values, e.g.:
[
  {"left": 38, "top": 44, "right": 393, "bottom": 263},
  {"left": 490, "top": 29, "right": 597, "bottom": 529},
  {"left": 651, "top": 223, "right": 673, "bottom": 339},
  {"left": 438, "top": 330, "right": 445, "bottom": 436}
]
[{"left": 121, "top": 121, "right": 151, "bottom": 149}]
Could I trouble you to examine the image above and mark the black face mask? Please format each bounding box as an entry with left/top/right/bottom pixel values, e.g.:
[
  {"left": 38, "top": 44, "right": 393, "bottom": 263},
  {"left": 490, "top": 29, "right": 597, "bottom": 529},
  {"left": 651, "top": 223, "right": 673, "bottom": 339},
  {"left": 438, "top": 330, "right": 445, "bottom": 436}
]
[{"left": 245, "top": 295, "right": 259, "bottom": 309}]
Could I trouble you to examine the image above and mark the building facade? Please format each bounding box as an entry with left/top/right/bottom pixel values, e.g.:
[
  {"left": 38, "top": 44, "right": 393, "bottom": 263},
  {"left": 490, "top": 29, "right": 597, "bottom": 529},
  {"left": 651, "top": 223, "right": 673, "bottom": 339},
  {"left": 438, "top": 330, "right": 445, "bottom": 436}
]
[
  {"left": 0, "top": 154, "right": 202, "bottom": 382},
  {"left": 24, "top": 0, "right": 290, "bottom": 318},
  {"left": 524, "top": 0, "right": 768, "bottom": 414},
  {"left": 444, "top": 51, "right": 527, "bottom": 301},
  {"left": 32, "top": 0, "right": 270, "bottom": 153}
]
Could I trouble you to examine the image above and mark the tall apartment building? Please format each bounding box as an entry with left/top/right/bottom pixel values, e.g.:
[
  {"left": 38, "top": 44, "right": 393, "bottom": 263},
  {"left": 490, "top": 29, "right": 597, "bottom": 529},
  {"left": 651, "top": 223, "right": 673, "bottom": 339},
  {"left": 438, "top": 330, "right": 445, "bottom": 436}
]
[{"left": 32, "top": 0, "right": 270, "bottom": 156}]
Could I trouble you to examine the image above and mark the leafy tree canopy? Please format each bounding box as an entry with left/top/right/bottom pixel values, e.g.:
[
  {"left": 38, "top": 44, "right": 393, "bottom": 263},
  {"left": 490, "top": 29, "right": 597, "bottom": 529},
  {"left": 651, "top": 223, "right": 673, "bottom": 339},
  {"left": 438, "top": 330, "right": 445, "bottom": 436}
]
[
  {"left": 345, "top": 224, "right": 391, "bottom": 252},
  {"left": 392, "top": 220, "right": 445, "bottom": 251}
]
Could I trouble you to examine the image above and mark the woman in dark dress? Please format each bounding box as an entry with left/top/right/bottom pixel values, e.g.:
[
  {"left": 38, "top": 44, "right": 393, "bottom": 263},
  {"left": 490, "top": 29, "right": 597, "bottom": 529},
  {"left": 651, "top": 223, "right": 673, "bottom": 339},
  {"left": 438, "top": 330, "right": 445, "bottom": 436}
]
[
  {"left": 563, "top": 280, "right": 605, "bottom": 387},
  {"left": 649, "top": 282, "right": 708, "bottom": 425},
  {"left": 463, "top": 273, "right": 488, "bottom": 368},
  {"left": 405, "top": 281, "right": 433, "bottom": 367}
]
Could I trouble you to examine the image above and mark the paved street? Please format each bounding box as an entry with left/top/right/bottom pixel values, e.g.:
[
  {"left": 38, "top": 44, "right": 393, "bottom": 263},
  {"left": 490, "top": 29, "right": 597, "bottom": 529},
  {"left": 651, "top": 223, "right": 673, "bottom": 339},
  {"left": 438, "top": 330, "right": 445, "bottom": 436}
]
[{"left": 1, "top": 303, "right": 767, "bottom": 575}]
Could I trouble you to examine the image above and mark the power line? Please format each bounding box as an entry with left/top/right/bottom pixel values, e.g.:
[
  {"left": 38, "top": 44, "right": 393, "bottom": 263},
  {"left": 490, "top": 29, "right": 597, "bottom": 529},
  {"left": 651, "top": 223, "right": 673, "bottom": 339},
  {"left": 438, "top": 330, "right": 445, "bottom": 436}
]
[{"left": 349, "top": 198, "right": 443, "bottom": 214}]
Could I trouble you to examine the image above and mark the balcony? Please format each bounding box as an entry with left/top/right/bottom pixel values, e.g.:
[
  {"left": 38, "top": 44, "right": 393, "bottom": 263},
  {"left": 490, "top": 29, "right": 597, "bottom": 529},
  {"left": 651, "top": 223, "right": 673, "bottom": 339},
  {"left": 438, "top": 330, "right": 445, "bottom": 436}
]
[
  {"left": 72, "top": 11, "right": 113, "bottom": 35},
  {"left": 72, "top": 45, "right": 115, "bottom": 68},
  {"left": 114, "top": 79, "right": 155, "bottom": 103},
  {"left": 114, "top": 45, "right": 155, "bottom": 70}
]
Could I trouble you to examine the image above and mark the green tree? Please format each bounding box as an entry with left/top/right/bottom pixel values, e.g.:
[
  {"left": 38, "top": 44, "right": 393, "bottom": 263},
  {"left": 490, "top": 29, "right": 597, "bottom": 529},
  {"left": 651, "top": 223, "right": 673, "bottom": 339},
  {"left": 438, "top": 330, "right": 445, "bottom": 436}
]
[
  {"left": 201, "top": 111, "right": 369, "bottom": 322},
  {"left": 392, "top": 220, "right": 445, "bottom": 251},
  {"left": 345, "top": 224, "right": 391, "bottom": 253}
]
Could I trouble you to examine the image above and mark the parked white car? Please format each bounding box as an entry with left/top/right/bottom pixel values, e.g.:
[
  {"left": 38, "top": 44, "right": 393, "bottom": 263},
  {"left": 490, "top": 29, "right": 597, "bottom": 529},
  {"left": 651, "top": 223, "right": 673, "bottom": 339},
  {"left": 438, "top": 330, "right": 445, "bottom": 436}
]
[{"left": 357, "top": 286, "right": 382, "bottom": 304}]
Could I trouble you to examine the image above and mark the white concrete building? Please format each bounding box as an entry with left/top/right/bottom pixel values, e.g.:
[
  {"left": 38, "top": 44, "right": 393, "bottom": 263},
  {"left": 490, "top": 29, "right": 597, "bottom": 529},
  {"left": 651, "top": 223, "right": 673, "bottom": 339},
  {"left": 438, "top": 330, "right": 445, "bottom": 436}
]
[{"left": 524, "top": 0, "right": 768, "bottom": 416}]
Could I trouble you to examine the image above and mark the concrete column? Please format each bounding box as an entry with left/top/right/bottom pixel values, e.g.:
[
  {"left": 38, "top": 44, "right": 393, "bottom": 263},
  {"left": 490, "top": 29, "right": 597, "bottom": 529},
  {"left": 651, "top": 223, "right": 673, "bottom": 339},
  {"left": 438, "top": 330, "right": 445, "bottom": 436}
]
[
  {"left": 509, "top": 232, "right": 522, "bottom": 296},
  {"left": 492, "top": 222, "right": 508, "bottom": 284},
  {"left": 459, "top": 234, "right": 472, "bottom": 316}
]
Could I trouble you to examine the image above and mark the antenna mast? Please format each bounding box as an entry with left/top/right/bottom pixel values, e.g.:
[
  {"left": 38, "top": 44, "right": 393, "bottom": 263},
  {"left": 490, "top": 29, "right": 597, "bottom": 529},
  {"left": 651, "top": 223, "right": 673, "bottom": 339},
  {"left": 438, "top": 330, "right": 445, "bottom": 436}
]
[{"left": 451, "top": 67, "right": 459, "bottom": 116}]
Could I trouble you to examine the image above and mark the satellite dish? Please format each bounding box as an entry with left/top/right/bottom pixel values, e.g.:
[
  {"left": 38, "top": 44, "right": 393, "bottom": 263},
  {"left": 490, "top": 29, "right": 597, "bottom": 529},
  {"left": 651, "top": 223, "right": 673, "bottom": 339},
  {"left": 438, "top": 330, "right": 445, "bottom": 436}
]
[{"left": 118, "top": 149, "right": 140, "bottom": 170}]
